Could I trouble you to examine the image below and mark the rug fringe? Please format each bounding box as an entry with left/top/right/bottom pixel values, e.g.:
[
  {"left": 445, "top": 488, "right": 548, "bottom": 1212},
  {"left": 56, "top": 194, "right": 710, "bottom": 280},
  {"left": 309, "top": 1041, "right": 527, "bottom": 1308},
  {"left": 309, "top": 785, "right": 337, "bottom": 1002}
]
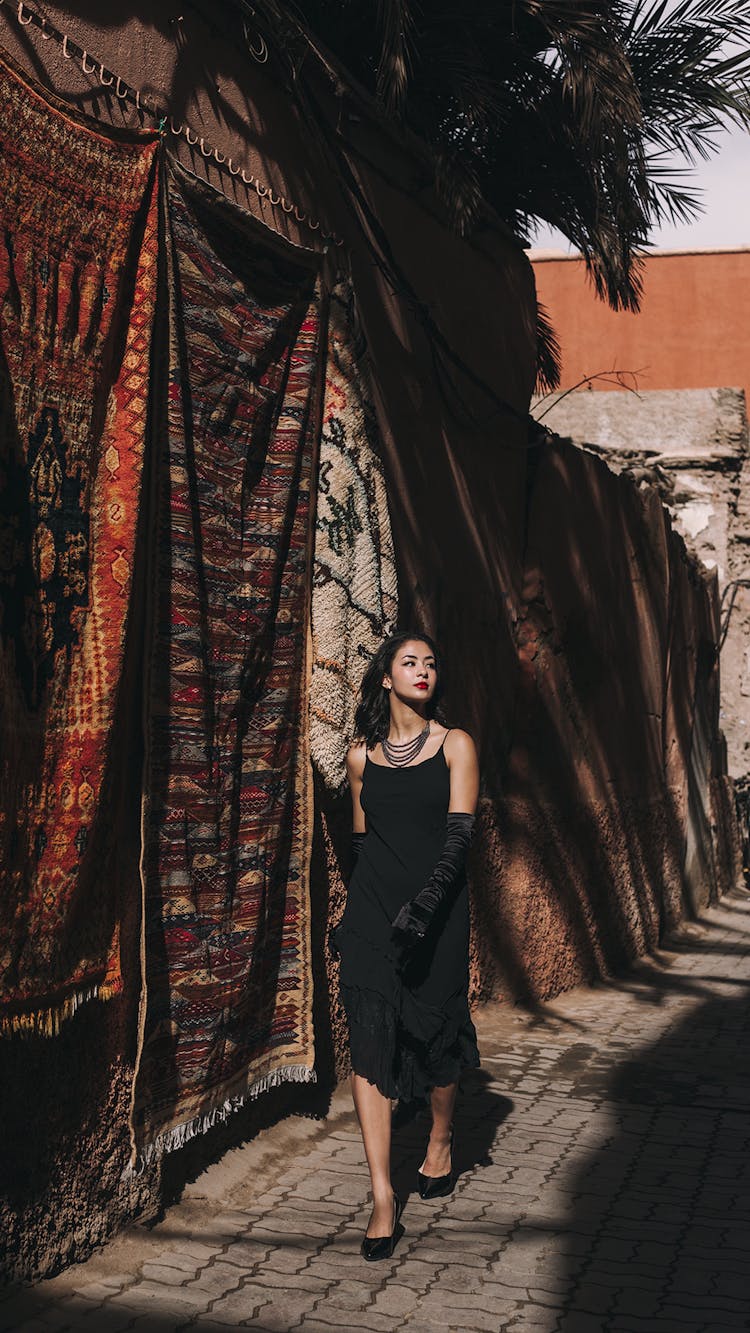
[
  {"left": 0, "top": 980, "right": 119, "bottom": 1038},
  {"left": 130, "top": 1063, "right": 317, "bottom": 1171}
]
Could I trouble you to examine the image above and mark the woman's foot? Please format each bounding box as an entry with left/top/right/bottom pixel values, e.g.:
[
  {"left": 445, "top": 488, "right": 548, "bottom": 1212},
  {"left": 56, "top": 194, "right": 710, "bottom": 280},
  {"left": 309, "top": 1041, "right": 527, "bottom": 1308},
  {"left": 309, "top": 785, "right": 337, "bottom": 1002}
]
[
  {"left": 361, "top": 1193, "right": 404, "bottom": 1261},
  {"left": 418, "top": 1127, "right": 455, "bottom": 1200},
  {"left": 419, "top": 1129, "right": 452, "bottom": 1179},
  {"left": 366, "top": 1188, "right": 396, "bottom": 1239}
]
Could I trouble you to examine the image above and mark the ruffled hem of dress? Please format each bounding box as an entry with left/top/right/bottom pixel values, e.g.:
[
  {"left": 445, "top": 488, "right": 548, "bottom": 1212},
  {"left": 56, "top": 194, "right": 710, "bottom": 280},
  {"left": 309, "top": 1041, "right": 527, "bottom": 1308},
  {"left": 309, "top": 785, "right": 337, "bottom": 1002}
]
[{"left": 340, "top": 982, "right": 480, "bottom": 1104}]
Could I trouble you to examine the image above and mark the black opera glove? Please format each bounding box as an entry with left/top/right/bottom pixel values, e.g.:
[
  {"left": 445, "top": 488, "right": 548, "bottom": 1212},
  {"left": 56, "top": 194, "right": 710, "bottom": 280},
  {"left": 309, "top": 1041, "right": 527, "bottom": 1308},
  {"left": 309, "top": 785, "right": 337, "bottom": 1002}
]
[
  {"left": 350, "top": 831, "right": 367, "bottom": 882},
  {"left": 391, "top": 812, "right": 475, "bottom": 952},
  {"left": 329, "top": 832, "right": 367, "bottom": 960}
]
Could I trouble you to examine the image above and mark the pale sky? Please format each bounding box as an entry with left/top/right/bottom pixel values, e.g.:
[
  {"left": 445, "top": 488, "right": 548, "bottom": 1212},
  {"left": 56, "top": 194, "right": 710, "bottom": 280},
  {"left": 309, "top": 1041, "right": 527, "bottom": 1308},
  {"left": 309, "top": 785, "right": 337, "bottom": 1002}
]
[{"left": 531, "top": 128, "right": 750, "bottom": 253}]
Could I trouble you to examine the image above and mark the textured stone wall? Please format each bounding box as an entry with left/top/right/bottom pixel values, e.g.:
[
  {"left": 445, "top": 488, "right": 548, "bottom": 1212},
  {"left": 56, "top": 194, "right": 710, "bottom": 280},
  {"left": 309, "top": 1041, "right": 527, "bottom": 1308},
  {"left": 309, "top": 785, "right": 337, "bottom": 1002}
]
[
  {"left": 533, "top": 387, "right": 750, "bottom": 784},
  {"left": 466, "top": 437, "right": 741, "bottom": 1003}
]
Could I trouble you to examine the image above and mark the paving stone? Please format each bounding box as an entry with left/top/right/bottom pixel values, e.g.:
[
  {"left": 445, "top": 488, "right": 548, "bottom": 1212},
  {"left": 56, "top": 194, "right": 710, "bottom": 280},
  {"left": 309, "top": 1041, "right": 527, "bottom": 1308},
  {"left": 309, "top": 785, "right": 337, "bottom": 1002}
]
[
  {"left": 559, "top": 1311, "right": 614, "bottom": 1333},
  {"left": 12, "top": 1317, "right": 80, "bottom": 1333},
  {"left": 109, "top": 1281, "right": 209, "bottom": 1314},
  {"left": 390, "top": 1256, "right": 447, "bottom": 1285},
  {"left": 607, "top": 1318, "right": 706, "bottom": 1333},
  {"left": 138, "top": 1261, "right": 194, "bottom": 1287},
  {"left": 217, "top": 1239, "right": 274, "bottom": 1270},
  {"left": 253, "top": 1248, "right": 315, "bottom": 1277},
  {"left": 414, "top": 1302, "right": 514, "bottom": 1331},
  {"left": 159, "top": 1239, "right": 220, "bottom": 1263},
  {"left": 369, "top": 1282, "right": 419, "bottom": 1318},
  {"left": 613, "top": 1285, "right": 662, "bottom": 1317},
  {"left": 315, "top": 1306, "right": 402, "bottom": 1327},
  {"left": 0, "top": 1295, "right": 62, "bottom": 1331},
  {"left": 13, "top": 892, "right": 750, "bottom": 1333},
  {"left": 193, "top": 1283, "right": 275, "bottom": 1325},
  {"left": 7, "top": 1324, "right": 56, "bottom": 1333}
]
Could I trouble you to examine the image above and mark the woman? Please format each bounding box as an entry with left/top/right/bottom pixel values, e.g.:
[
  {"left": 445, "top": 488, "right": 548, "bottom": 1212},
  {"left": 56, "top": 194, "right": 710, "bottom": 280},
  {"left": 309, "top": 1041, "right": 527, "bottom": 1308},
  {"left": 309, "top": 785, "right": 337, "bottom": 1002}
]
[{"left": 335, "top": 630, "right": 480, "bottom": 1260}]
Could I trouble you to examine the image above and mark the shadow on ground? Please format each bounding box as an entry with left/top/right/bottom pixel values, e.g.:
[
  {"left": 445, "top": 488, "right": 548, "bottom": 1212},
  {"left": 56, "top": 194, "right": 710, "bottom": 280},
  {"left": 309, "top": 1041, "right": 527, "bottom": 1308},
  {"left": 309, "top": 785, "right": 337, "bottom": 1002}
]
[
  {"left": 556, "top": 972, "right": 750, "bottom": 1328},
  {"left": 390, "top": 1072, "right": 514, "bottom": 1211}
]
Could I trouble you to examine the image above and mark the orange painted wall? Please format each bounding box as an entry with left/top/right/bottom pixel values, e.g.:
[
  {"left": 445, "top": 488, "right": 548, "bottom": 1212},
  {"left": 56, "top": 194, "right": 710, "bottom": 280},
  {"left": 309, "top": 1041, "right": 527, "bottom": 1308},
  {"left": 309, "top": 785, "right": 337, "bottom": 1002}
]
[{"left": 531, "top": 249, "right": 750, "bottom": 404}]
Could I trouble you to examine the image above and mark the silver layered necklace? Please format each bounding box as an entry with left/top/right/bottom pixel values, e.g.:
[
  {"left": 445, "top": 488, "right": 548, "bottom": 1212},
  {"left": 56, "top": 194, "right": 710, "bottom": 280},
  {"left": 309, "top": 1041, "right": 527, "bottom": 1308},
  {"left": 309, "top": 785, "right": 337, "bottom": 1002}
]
[{"left": 381, "top": 719, "right": 431, "bottom": 767}]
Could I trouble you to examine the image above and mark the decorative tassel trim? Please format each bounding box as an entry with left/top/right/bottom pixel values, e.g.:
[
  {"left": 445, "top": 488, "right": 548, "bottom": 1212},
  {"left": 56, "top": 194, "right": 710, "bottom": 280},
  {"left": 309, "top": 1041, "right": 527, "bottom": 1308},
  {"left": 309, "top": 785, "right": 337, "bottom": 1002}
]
[
  {"left": 129, "top": 1063, "right": 317, "bottom": 1171},
  {"left": 0, "top": 979, "right": 120, "bottom": 1038}
]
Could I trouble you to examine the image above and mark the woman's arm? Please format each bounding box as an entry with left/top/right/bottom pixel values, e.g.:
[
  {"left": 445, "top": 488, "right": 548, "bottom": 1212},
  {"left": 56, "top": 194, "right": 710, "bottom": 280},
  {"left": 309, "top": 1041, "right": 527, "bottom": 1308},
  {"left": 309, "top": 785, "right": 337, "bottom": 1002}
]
[
  {"left": 345, "top": 741, "right": 368, "bottom": 833},
  {"left": 330, "top": 743, "right": 368, "bottom": 958},
  {"left": 445, "top": 729, "right": 480, "bottom": 815},
  {"left": 391, "top": 729, "right": 479, "bottom": 954}
]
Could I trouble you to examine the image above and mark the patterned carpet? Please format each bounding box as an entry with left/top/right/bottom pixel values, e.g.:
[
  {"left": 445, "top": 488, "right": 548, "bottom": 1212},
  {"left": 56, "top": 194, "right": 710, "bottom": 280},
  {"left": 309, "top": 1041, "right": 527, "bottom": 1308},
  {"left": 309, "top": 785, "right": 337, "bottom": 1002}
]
[
  {"left": 310, "top": 282, "right": 398, "bottom": 790},
  {"left": 133, "top": 163, "right": 324, "bottom": 1157},
  {"left": 0, "top": 50, "right": 159, "bottom": 1036}
]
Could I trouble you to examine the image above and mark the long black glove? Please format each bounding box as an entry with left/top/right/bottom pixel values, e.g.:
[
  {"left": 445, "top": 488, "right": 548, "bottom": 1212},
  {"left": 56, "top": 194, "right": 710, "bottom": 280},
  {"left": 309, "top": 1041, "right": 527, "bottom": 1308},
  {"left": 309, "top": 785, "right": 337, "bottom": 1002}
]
[
  {"left": 329, "top": 832, "right": 367, "bottom": 959},
  {"left": 350, "top": 831, "right": 367, "bottom": 878},
  {"left": 391, "top": 812, "right": 475, "bottom": 953}
]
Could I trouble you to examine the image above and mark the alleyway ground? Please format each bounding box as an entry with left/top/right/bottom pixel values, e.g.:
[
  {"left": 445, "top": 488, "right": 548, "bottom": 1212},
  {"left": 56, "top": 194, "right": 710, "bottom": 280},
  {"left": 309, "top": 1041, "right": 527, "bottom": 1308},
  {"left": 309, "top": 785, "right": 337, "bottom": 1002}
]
[{"left": 2, "top": 890, "right": 748, "bottom": 1333}]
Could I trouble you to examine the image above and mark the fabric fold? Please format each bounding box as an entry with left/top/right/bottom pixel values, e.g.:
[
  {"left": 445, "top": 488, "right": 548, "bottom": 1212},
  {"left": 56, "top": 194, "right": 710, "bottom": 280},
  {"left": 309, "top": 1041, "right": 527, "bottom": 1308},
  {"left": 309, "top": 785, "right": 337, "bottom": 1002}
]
[
  {"left": 0, "top": 49, "right": 159, "bottom": 1036},
  {"left": 340, "top": 978, "right": 479, "bottom": 1103},
  {"left": 133, "top": 161, "right": 324, "bottom": 1157},
  {"left": 310, "top": 282, "right": 398, "bottom": 789}
]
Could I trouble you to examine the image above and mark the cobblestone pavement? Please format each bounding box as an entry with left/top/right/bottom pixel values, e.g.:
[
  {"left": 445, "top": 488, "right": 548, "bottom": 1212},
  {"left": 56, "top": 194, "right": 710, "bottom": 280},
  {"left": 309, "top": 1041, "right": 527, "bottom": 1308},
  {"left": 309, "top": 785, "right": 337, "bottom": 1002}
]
[{"left": 2, "top": 889, "right": 749, "bottom": 1333}]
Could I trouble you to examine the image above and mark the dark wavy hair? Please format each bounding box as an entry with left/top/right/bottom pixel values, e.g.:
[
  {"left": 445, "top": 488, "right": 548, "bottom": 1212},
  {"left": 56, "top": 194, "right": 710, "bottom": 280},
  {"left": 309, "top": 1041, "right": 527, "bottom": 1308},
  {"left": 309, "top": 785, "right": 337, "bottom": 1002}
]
[{"left": 353, "top": 630, "right": 446, "bottom": 750}]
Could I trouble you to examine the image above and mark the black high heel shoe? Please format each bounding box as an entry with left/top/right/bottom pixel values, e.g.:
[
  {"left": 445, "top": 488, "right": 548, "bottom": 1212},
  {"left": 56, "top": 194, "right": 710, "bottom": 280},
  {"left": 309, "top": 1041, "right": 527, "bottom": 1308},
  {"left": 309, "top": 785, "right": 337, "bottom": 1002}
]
[
  {"left": 361, "top": 1193, "right": 404, "bottom": 1261},
  {"left": 417, "top": 1128, "right": 455, "bottom": 1200}
]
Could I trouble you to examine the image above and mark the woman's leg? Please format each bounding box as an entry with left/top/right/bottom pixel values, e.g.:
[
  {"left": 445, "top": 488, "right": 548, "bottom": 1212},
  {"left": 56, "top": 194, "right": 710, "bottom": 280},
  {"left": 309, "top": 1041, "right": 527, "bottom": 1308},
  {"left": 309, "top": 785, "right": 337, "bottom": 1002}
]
[
  {"left": 351, "top": 1073, "right": 395, "bottom": 1237},
  {"left": 420, "top": 1081, "right": 458, "bottom": 1176}
]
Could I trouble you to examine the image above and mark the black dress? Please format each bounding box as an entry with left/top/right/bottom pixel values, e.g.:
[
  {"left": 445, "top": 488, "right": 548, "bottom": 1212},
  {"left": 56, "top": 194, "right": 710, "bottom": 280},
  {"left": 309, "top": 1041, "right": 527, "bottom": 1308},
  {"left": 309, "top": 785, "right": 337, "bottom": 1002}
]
[{"left": 337, "top": 735, "right": 480, "bottom": 1101}]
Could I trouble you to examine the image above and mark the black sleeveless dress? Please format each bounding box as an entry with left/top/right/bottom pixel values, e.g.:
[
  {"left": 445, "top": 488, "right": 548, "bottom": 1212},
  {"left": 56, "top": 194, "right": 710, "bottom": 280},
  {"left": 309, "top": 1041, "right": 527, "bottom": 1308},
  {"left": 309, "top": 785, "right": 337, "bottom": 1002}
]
[{"left": 337, "top": 738, "right": 480, "bottom": 1101}]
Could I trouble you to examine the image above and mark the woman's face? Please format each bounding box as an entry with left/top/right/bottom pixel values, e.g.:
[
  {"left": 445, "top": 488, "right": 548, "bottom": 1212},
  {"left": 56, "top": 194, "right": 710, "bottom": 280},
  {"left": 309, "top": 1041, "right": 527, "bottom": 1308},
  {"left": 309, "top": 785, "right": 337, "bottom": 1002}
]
[{"left": 383, "top": 640, "right": 437, "bottom": 705}]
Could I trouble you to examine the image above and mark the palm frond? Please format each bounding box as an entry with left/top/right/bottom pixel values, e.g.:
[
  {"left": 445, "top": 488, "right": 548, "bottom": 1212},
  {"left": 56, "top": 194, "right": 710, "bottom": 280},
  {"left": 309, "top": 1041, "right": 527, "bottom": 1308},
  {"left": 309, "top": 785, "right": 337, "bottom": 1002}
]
[
  {"left": 256, "top": 0, "right": 750, "bottom": 312},
  {"left": 375, "top": 0, "right": 416, "bottom": 115},
  {"left": 535, "top": 302, "right": 562, "bottom": 394}
]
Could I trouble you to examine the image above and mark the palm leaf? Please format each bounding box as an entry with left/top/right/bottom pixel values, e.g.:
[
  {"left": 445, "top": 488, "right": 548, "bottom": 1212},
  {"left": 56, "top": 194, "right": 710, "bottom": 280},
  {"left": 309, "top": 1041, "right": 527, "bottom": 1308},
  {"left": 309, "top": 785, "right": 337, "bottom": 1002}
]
[
  {"left": 535, "top": 303, "right": 562, "bottom": 394},
  {"left": 241, "top": 0, "right": 750, "bottom": 311}
]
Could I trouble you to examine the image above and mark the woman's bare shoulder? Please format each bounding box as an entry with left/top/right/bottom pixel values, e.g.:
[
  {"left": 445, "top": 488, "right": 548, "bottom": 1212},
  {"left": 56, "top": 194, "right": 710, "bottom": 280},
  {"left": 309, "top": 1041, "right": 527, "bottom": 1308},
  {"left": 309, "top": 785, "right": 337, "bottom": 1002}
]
[
  {"left": 345, "top": 739, "right": 368, "bottom": 778},
  {"left": 443, "top": 728, "right": 477, "bottom": 760}
]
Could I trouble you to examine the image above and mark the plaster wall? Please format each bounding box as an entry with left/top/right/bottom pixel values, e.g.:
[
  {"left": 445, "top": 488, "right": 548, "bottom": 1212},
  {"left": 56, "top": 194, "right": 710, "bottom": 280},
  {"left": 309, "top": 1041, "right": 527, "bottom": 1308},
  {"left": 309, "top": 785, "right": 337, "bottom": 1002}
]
[
  {"left": 467, "top": 437, "right": 740, "bottom": 1004},
  {"left": 531, "top": 248, "right": 750, "bottom": 407}
]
